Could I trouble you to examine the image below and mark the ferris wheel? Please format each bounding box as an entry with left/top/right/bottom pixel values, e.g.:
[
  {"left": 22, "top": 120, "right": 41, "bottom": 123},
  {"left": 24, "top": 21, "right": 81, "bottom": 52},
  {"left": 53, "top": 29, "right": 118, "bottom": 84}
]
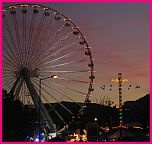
[{"left": 2, "top": 3, "right": 95, "bottom": 138}]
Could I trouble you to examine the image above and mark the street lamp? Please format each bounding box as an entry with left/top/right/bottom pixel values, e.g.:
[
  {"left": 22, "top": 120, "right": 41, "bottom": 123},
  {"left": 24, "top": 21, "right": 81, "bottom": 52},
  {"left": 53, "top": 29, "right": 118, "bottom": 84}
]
[
  {"left": 38, "top": 75, "right": 58, "bottom": 141},
  {"left": 94, "top": 117, "right": 98, "bottom": 123}
]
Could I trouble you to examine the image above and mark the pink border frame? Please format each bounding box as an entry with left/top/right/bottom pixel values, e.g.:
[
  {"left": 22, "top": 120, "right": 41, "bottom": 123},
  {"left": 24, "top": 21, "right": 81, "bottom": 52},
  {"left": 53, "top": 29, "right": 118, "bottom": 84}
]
[{"left": 0, "top": 0, "right": 151, "bottom": 144}]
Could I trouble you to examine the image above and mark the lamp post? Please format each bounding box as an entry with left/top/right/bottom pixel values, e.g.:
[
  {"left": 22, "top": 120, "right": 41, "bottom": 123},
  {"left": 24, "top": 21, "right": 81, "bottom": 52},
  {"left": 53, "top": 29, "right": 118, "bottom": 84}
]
[
  {"left": 111, "top": 73, "right": 128, "bottom": 139},
  {"left": 38, "top": 75, "right": 58, "bottom": 141}
]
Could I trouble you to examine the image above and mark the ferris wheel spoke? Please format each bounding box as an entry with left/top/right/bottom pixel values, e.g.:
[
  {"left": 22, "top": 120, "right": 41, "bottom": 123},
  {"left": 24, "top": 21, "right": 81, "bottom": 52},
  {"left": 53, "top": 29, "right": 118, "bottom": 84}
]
[
  {"left": 14, "top": 78, "right": 24, "bottom": 100},
  {"left": 3, "top": 74, "right": 14, "bottom": 78},
  {"left": 40, "top": 49, "right": 83, "bottom": 67},
  {"left": 38, "top": 17, "right": 56, "bottom": 48},
  {"left": 40, "top": 68, "right": 90, "bottom": 74},
  {"left": 3, "top": 18, "right": 21, "bottom": 65},
  {"left": 48, "top": 38, "right": 78, "bottom": 58},
  {"left": 56, "top": 77, "right": 90, "bottom": 84},
  {"left": 48, "top": 81, "right": 88, "bottom": 97},
  {"left": 47, "top": 16, "right": 56, "bottom": 35},
  {"left": 3, "top": 56, "right": 17, "bottom": 69},
  {"left": 3, "top": 83, "right": 13, "bottom": 92},
  {"left": 29, "top": 14, "right": 54, "bottom": 62},
  {"left": 44, "top": 58, "right": 89, "bottom": 68},
  {"left": 34, "top": 77, "right": 82, "bottom": 106},
  {"left": 3, "top": 68, "right": 15, "bottom": 75},
  {"left": 22, "top": 11, "right": 27, "bottom": 67},
  {"left": 29, "top": 33, "right": 51, "bottom": 67},
  {"left": 32, "top": 79, "right": 67, "bottom": 124},
  {"left": 59, "top": 31, "right": 73, "bottom": 42},
  {"left": 3, "top": 47, "right": 17, "bottom": 69},
  {"left": 38, "top": 73, "right": 90, "bottom": 85},
  {"left": 33, "top": 79, "right": 72, "bottom": 114},
  {"left": 28, "top": 17, "right": 53, "bottom": 67},
  {"left": 20, "top": 82, "right": 25, "bottom": 104},
  {"left": 48, "top": 30, "right": 72, "bottom": 52},
  {"left": 3, "top": 62, "right": 16, "bottom": 71},
  {"left": 32, "top": 78, "right": 73, "bottom": 115},
  {"left": 49, "top": 31, "right": 75, "bottom": 53},
  {"left": 23, "top": 82, "right": 31, "bottom": 105},
  {"left": 12, "top": 14, "right": 22, "bottom": 64},
  {"left": 3, "top": 74, "right": 15, "bottom": 81},
  {"left": 24, "top": 82, "right": 30, "bottom": 104},
  {"left": 55, "top": 23, "right": 65, "bottom": 35},
  {"left": 47, "top": 22, "right": 65, "bottom": 46},
  {"left": 19, "top": 82, "right": 23, "bottom": 103},
  {"left": 3, "top": 49, "right": 17, "bottom": 67},
  {"left": 3, "top": 71, "right": 14, "bottom": 76},
  {"left": 3, "top": 77, "right": 15, "bottom": 90},
  {"left": 23, "top": 82, "right": 27, "bottom": 104},
  {"left": 28, "top": 14, "right": 46, "bottom": 65},
  {"left": 22, "top": 13, "right": 26, "bottom": 65},
  {"left": 34, "top": 25, "right": 73, "bottom": 62},
  {"left": 43, "top": 97, "right": 67, "bottom": 125},
  {"left": 26, "top": 13, "right": 36, "bottom": 66},
  {"left": 31, "top": 16, "right": 57, "bottom": 63},
  {"left": 51, "top": 30, "right": 73, "bottom": 49},
  {"left": 3, "top": 36, "right": 19, "bottom": 66},
  {"left": 36, "top": 47, "right": 68, "bottom": 68},
  {"left": 33, "top": 31, "right": 76, "bottom": 68},
  {"left": 3, "top": 67, "right": 16, "bottom": 72},
  {"left": 47, "top": 37, "right": 78, "bottom": 58},
  {"left": 27, "top": 95, "right": 32, "bottom": 105}
]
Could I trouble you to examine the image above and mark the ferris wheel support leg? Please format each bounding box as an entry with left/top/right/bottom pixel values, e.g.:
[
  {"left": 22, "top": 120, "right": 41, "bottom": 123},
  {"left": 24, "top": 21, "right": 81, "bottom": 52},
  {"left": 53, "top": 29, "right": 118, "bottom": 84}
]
[
  {"left": 9, "top": 74, "right": 22, "bottom": 100},
  {"left": 21, "top": 68, "right": 56, "bottom": 135},
  {"left": 14, "top": 78, "right": 24, "bottom": 100}
]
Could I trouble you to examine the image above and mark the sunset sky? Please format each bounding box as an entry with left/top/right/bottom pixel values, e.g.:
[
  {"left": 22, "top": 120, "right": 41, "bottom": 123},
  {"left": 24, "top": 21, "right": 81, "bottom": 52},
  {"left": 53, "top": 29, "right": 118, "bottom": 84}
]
[
  {"left": 45, "top": 2, "right": 150, "bottom": 105},
  {"left": 3, "top": 2, "right": 150, "bottom": 105}
]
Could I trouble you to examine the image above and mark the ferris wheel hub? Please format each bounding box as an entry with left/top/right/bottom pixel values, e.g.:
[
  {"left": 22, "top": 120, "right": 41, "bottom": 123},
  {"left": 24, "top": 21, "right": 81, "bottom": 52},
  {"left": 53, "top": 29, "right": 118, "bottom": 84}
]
[{"left": 14, "top": 67, "right": 39, "bottom": 78}]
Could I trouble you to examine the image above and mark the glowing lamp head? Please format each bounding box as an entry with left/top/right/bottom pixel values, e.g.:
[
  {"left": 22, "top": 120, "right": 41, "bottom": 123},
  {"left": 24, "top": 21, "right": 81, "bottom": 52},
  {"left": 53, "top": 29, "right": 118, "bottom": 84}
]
[{"left": 51, "top": 75, "right": 58, "bottom": 79}]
